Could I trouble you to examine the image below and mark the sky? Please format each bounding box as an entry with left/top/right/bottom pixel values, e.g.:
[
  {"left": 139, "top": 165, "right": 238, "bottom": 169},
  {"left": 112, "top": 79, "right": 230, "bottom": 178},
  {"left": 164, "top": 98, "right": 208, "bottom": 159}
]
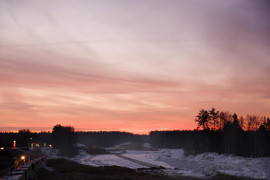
[{"left": 0, "top": 0, "right": 270, "bottom": 134}]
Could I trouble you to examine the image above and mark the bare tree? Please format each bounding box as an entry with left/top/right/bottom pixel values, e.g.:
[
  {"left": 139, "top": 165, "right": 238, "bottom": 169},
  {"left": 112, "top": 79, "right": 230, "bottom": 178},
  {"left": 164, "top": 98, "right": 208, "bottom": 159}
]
[
  {"left": 219, "top": 111, "right": 232, "bottom": 130},
  {"left": 246, "top": 114, "right": 261, "bottom": 131},
  {"left": 239, "top": 116, "right": 245, "bottom": 129}
]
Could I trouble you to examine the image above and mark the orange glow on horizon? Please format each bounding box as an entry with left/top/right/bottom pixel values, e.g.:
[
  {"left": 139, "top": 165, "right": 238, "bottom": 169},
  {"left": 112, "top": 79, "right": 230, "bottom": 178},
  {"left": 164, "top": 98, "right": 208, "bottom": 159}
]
[{"left": 0, "top": 123, "right": 196, "bottom": 135}]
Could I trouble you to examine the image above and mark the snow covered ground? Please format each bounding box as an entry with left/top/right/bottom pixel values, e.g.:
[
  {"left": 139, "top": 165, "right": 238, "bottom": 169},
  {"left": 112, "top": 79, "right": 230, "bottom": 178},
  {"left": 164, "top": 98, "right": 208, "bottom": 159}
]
[
  {"left": 42, "top": 143, "right": 270, "bottom": 179},
  {"left": 158, "top": 149, "right": 270, "bottom": 179}
]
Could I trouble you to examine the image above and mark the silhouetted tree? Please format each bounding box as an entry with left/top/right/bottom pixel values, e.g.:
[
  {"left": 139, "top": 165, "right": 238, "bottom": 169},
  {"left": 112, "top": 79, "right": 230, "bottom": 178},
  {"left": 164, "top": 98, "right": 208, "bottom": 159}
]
[
  {"left": 222, "top": 113, "right": 243, "bottom": 155},
  {"left": 232, "top": 113, "right": 239, "bottom": 125},
  {"left": 195, "top": 109, "right": 210, "bottom": 130},
  {"left": 255, "top": 125, "right": 267, "bottom": 156},
  {"left": 246, "top": 114, "right": 261, "bottom": 131},
  {"left": 17, "top": 129, "right": 31, "bottom": 147},
  {"left": 209, "top": 108, "right": 219, "bottom": 130},
  {"left": 219, "top": 111, "right": 232, "bottom": 129},
  {"left": 262, "top": 117, "right": 270, "bottom": 131},
  {"left": 52, "top": 124, "right": 78, "bottom": 156}
]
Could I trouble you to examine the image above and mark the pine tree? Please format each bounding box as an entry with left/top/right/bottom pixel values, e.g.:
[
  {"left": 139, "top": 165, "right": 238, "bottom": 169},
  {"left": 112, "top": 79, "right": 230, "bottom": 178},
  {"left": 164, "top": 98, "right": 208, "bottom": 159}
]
[
  {"left": 209, "top": 108, "right": 219, "bottom": 130},
  {"left": 195, "top": 109, "right": 210, "bottom": 130}
]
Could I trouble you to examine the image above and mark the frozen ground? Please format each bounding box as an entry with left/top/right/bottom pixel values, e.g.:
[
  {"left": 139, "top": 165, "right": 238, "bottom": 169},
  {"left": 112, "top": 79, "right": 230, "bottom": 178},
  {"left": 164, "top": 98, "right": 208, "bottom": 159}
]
[{"left": 42, "top": 143, "right": 270, "bottom": 179}]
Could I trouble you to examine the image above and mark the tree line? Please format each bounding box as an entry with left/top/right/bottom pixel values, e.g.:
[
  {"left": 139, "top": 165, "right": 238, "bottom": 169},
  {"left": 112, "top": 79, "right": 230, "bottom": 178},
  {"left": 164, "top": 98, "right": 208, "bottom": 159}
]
[
  {"left": 0, "top": 129, "right": 52, "bottom": 147},
  {"left": 195, "top": 108, "right": 270, "bottom": 131},
  {"left": 0, "top": 124, "right": 146, "bottom": 156},
  {"left": 149, "top": 108, "right": 270, "bottom": 157}
]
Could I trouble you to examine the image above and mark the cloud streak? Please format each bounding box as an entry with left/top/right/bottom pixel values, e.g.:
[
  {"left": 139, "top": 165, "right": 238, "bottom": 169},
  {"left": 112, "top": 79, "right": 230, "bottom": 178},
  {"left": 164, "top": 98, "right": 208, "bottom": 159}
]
[{"left": 0, "top": 0, "right": 269, "bottom": 133}]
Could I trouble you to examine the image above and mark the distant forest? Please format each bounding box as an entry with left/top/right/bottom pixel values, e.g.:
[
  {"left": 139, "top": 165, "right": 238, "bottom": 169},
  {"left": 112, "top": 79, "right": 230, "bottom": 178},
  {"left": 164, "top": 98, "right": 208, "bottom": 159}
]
[
  {"left": 0, "top": 125, "right": 147, "bottom": 156},
  {"left": 0, "top": 108, "right": 269, "bottom": 157}
]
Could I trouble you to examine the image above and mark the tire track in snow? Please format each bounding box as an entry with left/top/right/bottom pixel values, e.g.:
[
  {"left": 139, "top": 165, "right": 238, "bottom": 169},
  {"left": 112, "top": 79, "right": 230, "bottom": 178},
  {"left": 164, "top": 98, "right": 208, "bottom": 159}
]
[
  {"left": 80, "top": 155, "right": 102, "bottom": 166},
  {"left": 83, "top": 155, "right": 96, "bottom": 162},
  {"left": 145, "top": 154, "right": 157, "bottom": 160},
  {"left": 82, "top": 154, "right": 148, "bottom": 168}
]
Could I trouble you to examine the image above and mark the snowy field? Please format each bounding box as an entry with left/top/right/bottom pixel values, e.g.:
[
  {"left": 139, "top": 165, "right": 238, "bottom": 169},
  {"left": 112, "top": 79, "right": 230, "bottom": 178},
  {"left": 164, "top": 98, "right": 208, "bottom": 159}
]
[{"left": 42, "top": 143, "right": 270, "bottom": 179}]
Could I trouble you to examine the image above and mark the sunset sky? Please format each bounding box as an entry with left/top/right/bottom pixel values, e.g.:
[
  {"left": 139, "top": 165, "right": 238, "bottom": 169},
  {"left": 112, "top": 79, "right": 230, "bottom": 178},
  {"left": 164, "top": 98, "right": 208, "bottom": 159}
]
[{"left": 0, "top": 0, "right": 270, "bottom": 134}]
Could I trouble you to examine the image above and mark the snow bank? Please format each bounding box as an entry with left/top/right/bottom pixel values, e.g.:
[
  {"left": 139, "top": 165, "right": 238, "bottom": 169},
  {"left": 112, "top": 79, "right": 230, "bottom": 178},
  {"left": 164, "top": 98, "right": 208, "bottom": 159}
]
[
  {"left": 75, "top": 143, "right": 86, "bottom": 148},
  {"left": 159, "top": 150, "right": 270, "bottom": 179}
]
